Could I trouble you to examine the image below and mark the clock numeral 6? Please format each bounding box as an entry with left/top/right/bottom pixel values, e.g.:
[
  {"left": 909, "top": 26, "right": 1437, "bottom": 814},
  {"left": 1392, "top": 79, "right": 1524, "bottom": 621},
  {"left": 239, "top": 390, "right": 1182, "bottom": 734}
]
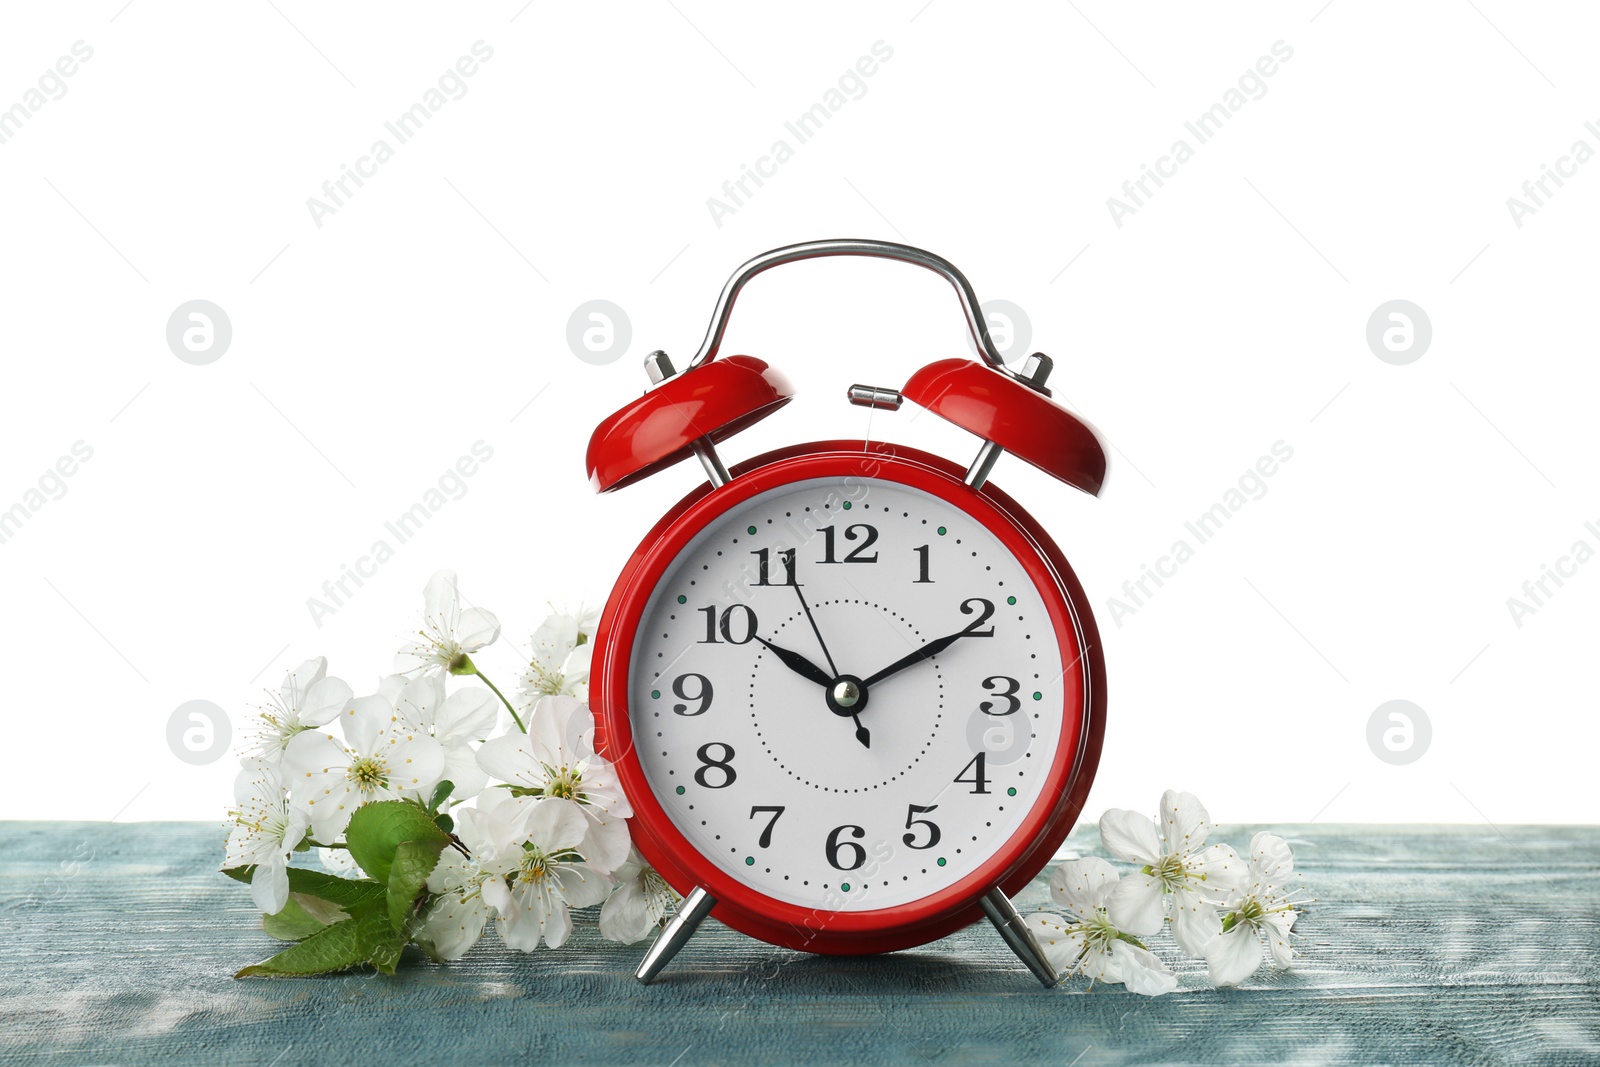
[
  {"left": 818, "top": 524, "right": 878, "bottom": 564},
  {"left": 902, "top": 804, "right": 942, "bottom": 850},
  {"left": 825, "top": 823, "right": 867, "bottom": 871},
  {"left": 749, "top": 805, "right": 785, "bottom": 848},
  {"left": 698, "top": 604, "right": 758, "bottom": 644},
  {"left": 694, "top": 742, "right": 737, "bottom": 789},
  {"left": 671, "top": 673, "right": 713, "bottom": 716},
  {"left": 979, "top": 675, "right": 1021, "bottom": 716}
]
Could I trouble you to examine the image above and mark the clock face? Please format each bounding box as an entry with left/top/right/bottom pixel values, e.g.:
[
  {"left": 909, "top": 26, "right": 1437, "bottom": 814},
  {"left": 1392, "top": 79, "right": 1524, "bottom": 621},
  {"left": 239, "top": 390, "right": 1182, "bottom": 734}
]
[{"left": 626, "top": 475, "right": 1075, "bottom": 913}]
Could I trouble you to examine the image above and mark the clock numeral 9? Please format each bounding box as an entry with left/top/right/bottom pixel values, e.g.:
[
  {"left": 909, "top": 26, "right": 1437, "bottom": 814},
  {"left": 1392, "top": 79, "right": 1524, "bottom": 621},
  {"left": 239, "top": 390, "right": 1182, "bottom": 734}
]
[
  {"left": 698, "top": 604, "right": 758, "bottom": 644},
  {"left": 902, "top": 804, "right": 941, "bottom": 850},
  {"left": 671, "top": 673, "right": 713, "bottom": 716},
  {"left": 751, "top": 547, "right": 798, "bottom": 586},
  {"left": 818, "top": 524, "right": 878, "bottom": 564},
  {"left": 825, "top": 824, "right": 867, "bottom": 871},
  {"left": 979, "top": 675, "right": 1020, "bottom": 716},
  {"left": 694, "top": 742, "right": 737, "bottom": 789}
]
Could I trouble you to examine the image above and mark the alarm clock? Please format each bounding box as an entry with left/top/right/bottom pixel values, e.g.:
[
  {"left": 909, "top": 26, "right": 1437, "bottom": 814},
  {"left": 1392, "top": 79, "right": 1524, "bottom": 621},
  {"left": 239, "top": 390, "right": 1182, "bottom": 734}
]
[{"left": 585, "top": 240, "right": 1108, "bottom": 986}]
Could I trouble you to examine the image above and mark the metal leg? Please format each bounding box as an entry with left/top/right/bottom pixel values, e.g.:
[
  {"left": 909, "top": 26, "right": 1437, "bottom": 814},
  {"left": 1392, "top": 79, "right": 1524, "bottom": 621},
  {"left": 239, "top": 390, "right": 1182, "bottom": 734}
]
[
  {"left": 691, "top": 441, "right": 731, "bottom": 487},
  {"left": 636, "top": 886, "right": 717, "bottom": 984},
  {"left": 978, "top": 886, "right": 1059, "bottom": 988},
  {"left": 963, "top": 441, "right": 1004, "bottom": 489}
]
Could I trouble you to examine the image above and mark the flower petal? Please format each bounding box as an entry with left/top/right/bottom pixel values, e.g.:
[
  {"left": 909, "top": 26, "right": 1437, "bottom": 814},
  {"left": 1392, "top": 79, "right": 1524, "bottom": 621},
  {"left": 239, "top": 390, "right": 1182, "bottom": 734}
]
[
  {"left": 1204, "top": 924, "right": 1263, "bottom": 987},
  {"left": 1024, "top": 912, "right": 1084, "bottom": 976},
  {"left": 1170, "top": 891, "right": 1222, "bottom": 956},
  {"left": 456, "top": 607, "right": 501, "bottom": 652},
  {"left": 300, "top": 675, "right": 353, "bottom": 728},
  {"left": 1109, "top": 940, "right": 1177, "bottom": 996},
  {"left": 1098, "top": 808, "right": 1161, "bottom": 864},
  {"left": 553, "top": 861, "right": 612, "bottom": 910},
  {"left": 1249, "top": 831, "right": 1296, "bottom": 887},
  {"left": 475, "top": 732, "right": 545, "bottom": 791},
  {"left": 1159, "top": 789, "right": 1213, "bottom": 854},
  {"left": 435, "top": 688, "right": 498, "bottom": 743},
  {"left": 1048, "top": 857, "right": 1119, "bottom": 919},
  {"left": 251, "top": 858, "right": 290, "bottom": 915},
  {"left": 1107, "top": 872, "right": 1166, "bottom": 937}
]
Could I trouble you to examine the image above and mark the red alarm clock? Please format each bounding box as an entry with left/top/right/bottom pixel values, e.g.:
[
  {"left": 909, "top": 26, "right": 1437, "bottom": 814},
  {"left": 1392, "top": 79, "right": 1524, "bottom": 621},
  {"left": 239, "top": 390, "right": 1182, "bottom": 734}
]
[{"left": 586, "top": 240, "right": 1108, "bottom": 985}]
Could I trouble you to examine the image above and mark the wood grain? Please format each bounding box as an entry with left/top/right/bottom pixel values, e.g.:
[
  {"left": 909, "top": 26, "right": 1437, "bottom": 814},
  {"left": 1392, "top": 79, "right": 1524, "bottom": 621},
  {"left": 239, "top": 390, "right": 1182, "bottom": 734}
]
[{"left": 1, "top": 823, "right": 1595, "bottom": 1065}]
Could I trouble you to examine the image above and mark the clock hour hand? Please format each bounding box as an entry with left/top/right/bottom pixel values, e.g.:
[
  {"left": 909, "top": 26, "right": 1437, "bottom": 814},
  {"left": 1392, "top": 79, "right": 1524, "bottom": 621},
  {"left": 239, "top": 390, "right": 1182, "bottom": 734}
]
[{"left": 754, "top": 636, "right": 834, "bottom": 689}]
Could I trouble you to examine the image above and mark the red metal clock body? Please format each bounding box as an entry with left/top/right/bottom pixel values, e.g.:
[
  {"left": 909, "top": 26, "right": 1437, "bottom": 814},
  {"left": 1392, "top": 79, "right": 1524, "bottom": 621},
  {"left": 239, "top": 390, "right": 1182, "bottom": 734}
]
[
  {"left": 584, "top": 240, "right": 1110, "bottom": 981},
  {"left": 591, "top": 440, "right": 1106, "bottom": 954}
]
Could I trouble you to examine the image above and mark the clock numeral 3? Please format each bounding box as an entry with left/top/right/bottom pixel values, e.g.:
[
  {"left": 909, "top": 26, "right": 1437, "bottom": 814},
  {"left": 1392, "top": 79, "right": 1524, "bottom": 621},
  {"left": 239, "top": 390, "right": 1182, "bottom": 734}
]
[
  {"left": 818, "top": 524, "right": 879, "bottom": 564},
  {"left": 694, "top": 742, "right": 737, "bottom": 789},
  {"left": 749, "top": 805, "right": 785, "bottom": 848},
  {"left": 698, "top": 604, "right": 758, "bottom": 644},
  {"left": 825, "top": 824, "right": 867, "bottom": 871},
  {"left": 902, "top": 804, "right": 942, "bottom": 850},
  {"left": 979, "top": 675, "right": 1021, "bottom": 716},
  {"left": 671, "top": 673, "right": 713, "bottom": 716}
]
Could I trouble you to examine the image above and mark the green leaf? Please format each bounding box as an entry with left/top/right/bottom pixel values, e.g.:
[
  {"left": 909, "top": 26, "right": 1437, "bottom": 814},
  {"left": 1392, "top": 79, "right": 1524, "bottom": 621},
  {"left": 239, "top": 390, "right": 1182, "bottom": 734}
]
[
  {"left": 426, "top": 780, "right": 454, "bottom": 813},
  {"left": 223, "top": 865, "right": 386, "bottom": 911},
  {"left": 263, "top": 896, "right": 335, "bottom": 942},
  {"left": 346, "top": 801, "right": 450, "bottom": 884},
  {"left": 236, "top": 915, "right": 367, "bottom": 977},
  {"left": 357, "top": 903, "right": 409, "bottom": 975},
  {"left": 387, "top": 839, "right": 446, "bottom": 932}
]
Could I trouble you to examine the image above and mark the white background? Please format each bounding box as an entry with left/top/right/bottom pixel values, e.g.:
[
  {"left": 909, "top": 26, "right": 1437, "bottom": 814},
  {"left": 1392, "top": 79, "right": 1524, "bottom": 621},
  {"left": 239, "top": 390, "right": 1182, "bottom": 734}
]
[{"left": 1, "top": 2, "right": 1594, "bottom": 826}]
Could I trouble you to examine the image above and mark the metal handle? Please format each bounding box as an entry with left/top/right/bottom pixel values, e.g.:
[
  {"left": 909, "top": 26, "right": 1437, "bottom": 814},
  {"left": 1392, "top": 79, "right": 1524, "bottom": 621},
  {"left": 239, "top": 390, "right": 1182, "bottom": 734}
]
[{"left": 683, "top": 239, "right": 1023, "bottom": 381}]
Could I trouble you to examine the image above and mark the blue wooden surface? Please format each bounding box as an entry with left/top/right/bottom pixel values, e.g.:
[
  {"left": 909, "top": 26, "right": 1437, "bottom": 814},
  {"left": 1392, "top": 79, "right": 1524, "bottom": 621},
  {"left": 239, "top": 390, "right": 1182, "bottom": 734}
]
[{"left": 1, "top": 822, "right": 1597, "bottom": 1066}]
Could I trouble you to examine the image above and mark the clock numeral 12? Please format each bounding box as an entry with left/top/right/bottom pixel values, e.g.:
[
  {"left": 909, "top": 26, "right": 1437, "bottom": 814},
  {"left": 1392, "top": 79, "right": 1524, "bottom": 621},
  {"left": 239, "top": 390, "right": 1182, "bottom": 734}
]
[{"left": 818, "top": 524, "right": 878, "bottom": 564}]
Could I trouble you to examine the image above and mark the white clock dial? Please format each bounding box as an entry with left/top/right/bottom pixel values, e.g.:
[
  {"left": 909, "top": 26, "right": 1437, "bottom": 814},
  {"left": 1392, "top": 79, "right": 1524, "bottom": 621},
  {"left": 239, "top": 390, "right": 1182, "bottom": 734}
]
[{"left": 629, "top": 477, "right": 1070, "bottom": 911}]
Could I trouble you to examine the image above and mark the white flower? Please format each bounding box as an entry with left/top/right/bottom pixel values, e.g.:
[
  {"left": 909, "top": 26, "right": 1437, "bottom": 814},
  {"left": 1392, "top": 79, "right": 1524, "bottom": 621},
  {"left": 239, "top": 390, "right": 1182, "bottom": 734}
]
[
  {"left": 419, "top": 807, "right": 498, "bottom": 961},
  {"left": 476, "top": 695, "right": 633, "bottom": 873},
  {"left": 224, "top": 758, "right": 309, "bottom": 914},
  {"left": 316, "top": 847, "right": 366, "bottom": 879},
  {"left": 479, "top": 796, "right": 611, "bottom": 950},
  {"left": 1025, "top": 857, "right": 1176, "bottom": 996},
  {"left": 395, "top": 569, "right": 501, "bottom": 677},
  {"left": 283, "top": 693, "right": 445, "bottom": 842},
  {"left": 1099, "top": 790, "right": 1247, "bottom": 955},
  {"left": 516, "top": 607, "right": 600, "bottom": 709},
  {"left": 253, "top": 657, "right": 352, "bottom": 763},
  {"left": 384, "top": 674, "right": 498, "bottom": 799},
  {"left": 1204, "top": 832, "right": 1305, "bottom": 987},
  {"left": 599, "top": 846, "right": 677, "bottom": 944}
]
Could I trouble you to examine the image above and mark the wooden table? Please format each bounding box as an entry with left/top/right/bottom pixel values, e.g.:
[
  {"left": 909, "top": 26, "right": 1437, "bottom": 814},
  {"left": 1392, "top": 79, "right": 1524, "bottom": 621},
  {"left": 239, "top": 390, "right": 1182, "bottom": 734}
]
[{"left": 2, "top": 823, "right": 1595, "bottom": 1065}]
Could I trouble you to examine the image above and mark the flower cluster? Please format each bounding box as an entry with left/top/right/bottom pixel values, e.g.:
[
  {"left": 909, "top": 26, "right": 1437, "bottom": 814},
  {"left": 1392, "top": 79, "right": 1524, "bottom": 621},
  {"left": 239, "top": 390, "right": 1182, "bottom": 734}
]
[
  {"left": 222, "top": 571, "right": 675, "bottom": 977},
  {"left": 1026, "top": 790, "right": 1309, "bottom": 994}
]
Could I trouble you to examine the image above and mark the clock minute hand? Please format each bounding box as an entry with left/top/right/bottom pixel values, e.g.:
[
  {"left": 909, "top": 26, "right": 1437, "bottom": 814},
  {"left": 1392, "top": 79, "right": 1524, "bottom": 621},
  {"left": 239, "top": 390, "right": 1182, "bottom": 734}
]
[
  {"left": 754, "top": 636, "right": 834, "bottom": 689},
  {"left": 861, "top": 629, "right": 972, "bottom": 688}
]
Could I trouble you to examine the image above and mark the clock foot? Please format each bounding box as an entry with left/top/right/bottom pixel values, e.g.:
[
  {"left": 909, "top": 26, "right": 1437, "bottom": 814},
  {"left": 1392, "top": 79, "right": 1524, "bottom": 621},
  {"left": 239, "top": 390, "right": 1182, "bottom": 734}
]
[
  {"left": 979, "top": 886, "right": 1059, "bottom": 988},
  {"left": 635, "top": 886, "right": 717, "bottom": 984}
]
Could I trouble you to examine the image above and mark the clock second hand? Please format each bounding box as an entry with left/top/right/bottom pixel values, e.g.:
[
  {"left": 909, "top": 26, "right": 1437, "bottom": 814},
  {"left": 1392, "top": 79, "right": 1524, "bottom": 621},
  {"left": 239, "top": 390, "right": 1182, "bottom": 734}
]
[{"left": 791, "top": 583, "right": 870, "bottom": 749}]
